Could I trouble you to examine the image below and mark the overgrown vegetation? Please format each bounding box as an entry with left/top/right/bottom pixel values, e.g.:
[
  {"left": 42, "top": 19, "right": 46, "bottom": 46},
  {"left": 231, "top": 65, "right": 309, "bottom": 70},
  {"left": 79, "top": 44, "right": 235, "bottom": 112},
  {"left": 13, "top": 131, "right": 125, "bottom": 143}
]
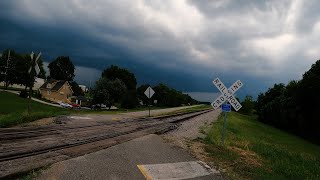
[
  {"left": 256, "top": 60, "right": 320, "bottom": 144},
  {"left": 204, "top": 112, "right": 320, "bottom": 179},
  {"left": 238, "top": 95, "right": 255, "bottom": 115},
  {"left": 0, "top": 92, "right": 70, "bottom": 127}
]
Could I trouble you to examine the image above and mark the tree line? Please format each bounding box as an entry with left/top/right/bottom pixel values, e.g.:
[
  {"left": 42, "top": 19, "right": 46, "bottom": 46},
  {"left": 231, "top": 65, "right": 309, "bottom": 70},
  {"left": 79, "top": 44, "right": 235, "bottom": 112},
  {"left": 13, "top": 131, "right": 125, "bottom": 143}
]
[
  {"left": 137, "top": 83, "right": 198, "bottom": 107},
  {"left": 91, "top": 65, "right": 198, "bottom": 109},
  {"left": 256, "top": 60, "right": 320, "bottom": 144},
  {"left": 1, "top": 49, "right": 197, "bottom": 109},
  {"left": 0, "top": 49, "right": 83, "bottom": 96}
]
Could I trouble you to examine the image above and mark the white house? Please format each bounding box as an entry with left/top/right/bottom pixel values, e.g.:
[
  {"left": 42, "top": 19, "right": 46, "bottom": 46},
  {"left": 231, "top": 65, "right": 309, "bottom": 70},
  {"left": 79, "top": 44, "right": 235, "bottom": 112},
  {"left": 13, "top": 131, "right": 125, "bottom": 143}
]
[
  {"left": 79, "top": 85, "right": 88, "bottom": 93},
  {"left": 0, "top": 77, "right": 45, "bottom": 90}
]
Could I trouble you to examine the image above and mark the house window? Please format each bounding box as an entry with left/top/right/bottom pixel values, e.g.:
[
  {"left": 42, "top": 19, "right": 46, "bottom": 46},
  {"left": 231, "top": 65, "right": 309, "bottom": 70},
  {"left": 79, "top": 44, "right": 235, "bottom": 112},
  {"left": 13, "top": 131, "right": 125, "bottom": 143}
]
[{"left": 47, "top": 90, "right": 51, "bottom": 95}]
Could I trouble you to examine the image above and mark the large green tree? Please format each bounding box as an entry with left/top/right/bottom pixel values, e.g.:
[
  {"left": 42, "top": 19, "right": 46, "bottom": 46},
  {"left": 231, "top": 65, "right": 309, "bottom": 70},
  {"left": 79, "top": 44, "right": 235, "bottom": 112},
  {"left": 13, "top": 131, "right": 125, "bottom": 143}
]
[
  {"left": 91, "top": 78, "right": 126, "bottom": 109},
  {"left": 101, "top": 65, "right": 137, "bottom": 90},
  {"left": 0, "top": 50, "right": 19, "bottom": 89},
  {"left": 102, "top": 65, "right": 138, "bottom": 108},
  {"left": 70, "top": 81, "right": 84, "bottom": 96},
  {"left": 48, "top": 56, "right": 75, "bottom": 81}
]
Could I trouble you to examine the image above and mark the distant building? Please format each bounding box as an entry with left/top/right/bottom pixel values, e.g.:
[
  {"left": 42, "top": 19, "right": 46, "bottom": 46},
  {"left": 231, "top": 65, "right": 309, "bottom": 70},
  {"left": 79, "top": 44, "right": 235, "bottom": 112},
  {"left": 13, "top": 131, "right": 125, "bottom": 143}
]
[
  {"left": 79, "top": 85, "right": 89, "bottom": 93},
  {"left": 0, "top": 77, "right": 45, "bottom": 90},
  {"left": 39, "top": 79, "right": 73, "bottom": 103}
]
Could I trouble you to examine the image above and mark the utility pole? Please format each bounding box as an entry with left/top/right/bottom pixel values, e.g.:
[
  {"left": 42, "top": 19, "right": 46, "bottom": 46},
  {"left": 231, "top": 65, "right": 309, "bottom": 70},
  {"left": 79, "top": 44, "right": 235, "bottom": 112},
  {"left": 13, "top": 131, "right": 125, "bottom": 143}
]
[{"left": 4, "top": 50, "right": 10, "bottom": 89}]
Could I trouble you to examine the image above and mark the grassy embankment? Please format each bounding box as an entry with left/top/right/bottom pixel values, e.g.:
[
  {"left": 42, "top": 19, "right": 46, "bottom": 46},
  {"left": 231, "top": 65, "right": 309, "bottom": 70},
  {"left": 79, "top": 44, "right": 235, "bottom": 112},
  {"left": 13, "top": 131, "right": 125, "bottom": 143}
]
[
  {"left": 0, "top": 91, "right": 205, "bottom": 127},
  {"left": 204, "top": 112, "right": 320, "bottom": 179},
  {"left": 0, "top": 91, "right": 71, "bottom": 127}
]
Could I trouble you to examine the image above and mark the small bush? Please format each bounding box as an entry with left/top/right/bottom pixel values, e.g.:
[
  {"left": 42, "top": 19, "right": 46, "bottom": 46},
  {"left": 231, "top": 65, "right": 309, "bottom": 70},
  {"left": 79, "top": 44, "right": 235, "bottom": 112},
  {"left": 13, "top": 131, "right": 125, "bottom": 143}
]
[{"left": 19, "top": 91, "right": 28, "bottom": 98}]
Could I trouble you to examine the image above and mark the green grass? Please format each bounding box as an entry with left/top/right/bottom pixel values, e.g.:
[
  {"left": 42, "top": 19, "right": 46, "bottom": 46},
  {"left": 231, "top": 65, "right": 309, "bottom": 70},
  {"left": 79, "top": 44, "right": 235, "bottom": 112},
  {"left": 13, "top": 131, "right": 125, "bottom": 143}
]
[
  {"left": 0, "top": 91, "right": 71, "bottom": 127},
  {"left": 204, "top": 112, "right": 320, "bottom": 179}
]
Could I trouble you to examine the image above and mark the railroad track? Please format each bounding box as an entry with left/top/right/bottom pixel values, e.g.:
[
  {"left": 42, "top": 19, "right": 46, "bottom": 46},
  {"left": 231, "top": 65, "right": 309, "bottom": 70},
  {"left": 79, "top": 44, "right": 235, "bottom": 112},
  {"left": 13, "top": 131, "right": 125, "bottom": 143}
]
[{"left": 0, "top": 109, "right": 212, "bottom": 179}]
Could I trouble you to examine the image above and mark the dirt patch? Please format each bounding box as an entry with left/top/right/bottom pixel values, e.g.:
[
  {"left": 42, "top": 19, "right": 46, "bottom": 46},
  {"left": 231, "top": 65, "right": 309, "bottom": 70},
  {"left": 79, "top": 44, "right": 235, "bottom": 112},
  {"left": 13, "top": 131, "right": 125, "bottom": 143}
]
[
  {"left": 228, "top": 146, "right": 262, "bottom": 168},
  {"left": 14, "top": 117, "right": 55, "bottom": 127},
  {"left": 161, "top": 110, "right": 223, "bottom": 178}
]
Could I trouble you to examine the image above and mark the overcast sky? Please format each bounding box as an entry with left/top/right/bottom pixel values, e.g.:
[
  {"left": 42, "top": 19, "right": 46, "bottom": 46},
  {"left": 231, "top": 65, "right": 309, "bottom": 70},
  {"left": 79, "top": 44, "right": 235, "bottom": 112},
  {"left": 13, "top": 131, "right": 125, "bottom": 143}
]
[{"left": 1, "top": 0, "right": 319, "bottom": 101}]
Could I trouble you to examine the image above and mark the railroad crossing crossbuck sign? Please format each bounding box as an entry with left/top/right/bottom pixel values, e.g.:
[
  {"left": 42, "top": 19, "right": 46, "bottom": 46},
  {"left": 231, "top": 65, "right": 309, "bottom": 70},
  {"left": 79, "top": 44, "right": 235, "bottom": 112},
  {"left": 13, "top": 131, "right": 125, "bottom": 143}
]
[
  {"left": 28, "top": 52, "right": 42, "bottom": 76},
  {"left": 211, "top": 78, "right": 243, "bottom": 111}
]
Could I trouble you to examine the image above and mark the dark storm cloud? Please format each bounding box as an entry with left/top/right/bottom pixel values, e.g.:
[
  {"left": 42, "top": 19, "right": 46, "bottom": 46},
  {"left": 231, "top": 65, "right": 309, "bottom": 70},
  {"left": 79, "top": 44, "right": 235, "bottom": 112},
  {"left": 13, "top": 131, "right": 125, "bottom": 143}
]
[{"left": 0, "top": 0, "right": 319, "bottom": 99}]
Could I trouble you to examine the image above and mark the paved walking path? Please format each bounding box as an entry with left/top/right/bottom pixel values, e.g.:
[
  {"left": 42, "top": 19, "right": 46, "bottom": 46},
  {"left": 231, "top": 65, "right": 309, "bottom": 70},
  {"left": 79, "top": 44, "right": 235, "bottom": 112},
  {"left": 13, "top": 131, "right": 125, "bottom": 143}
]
[{"left": 38, "top": 134, "right": 222, "bottom": 180}]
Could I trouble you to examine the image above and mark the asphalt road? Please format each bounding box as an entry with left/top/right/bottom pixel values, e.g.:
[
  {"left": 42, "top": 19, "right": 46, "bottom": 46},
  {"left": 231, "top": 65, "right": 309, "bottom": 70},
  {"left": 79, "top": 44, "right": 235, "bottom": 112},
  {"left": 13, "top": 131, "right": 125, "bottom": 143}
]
[
  {"left": 58, "top": 105, "right": 202, "bottom": 125},
  {"left": 38, "top": 134, "right": 223, "bottom": 180},
  {"left": 22, "top": 105, "right": 201, "bottom": 127}
]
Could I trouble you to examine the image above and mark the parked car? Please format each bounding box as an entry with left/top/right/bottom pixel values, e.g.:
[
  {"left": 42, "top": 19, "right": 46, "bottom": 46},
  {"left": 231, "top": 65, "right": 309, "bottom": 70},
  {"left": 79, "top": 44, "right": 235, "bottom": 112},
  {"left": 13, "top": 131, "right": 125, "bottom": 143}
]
[
  {"left": 91, "top": 104, "right": 107, "bottom": 109},
  {"left": 58, "top": 101, "right": 73, "bottom": 108},
  {"left": 70, "top": 103, "right": 81, "bottom": 109}
]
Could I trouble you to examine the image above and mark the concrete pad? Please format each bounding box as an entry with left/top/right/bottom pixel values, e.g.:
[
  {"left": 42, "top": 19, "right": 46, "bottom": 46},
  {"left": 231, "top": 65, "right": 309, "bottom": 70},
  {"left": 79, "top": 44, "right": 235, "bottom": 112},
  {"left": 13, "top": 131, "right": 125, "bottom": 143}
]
[
  {"left": 38, "top": 134, "right": 222, "bottom": 180},
  {"left": 138, "top": 161, "right": 218, "bottom": 180}
]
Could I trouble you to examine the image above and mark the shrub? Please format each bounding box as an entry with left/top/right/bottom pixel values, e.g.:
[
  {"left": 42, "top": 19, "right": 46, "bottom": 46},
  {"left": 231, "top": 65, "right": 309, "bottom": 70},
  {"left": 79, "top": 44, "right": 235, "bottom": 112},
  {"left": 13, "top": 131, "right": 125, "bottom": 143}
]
[{"left": 19, "top": 91, "right": 28, "bottom": 98}]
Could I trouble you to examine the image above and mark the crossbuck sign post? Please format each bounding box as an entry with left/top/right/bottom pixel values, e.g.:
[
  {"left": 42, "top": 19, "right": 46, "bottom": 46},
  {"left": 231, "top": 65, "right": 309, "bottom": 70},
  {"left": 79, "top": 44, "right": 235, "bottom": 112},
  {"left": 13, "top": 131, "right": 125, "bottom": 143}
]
[
  {"left": 211, "top": 78, "right": 243, "bottom": 145},
  {"left": 27, "top": 52, "right": 42, "bottom": 114}
]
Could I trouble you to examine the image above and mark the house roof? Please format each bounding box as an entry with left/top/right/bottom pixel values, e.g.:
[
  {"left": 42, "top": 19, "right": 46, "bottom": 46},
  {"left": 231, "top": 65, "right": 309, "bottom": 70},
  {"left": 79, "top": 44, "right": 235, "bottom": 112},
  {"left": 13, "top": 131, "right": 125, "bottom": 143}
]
[{"left": 40, "top": 79, "right": 73, "bottom": 93}]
